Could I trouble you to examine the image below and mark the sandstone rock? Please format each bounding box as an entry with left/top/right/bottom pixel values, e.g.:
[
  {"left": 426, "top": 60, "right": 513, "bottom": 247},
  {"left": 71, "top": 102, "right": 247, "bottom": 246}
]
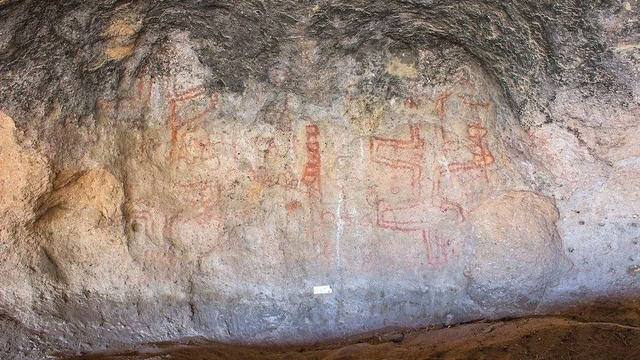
[
  {"left": 0, "top": 1, "right": 637, "bottom": 358},
  {"left": 465, "top": 191, "right": 569, "bottom": 313},
  {"left": 34, "top": 167, "right": 132, "bottom": 292},
  {"left": 0, "top": 111, "right": 49, "bottom": 214}
]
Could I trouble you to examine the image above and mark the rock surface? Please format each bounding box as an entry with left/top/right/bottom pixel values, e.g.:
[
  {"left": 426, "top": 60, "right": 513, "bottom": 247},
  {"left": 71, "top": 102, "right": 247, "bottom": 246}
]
[
  {"left": 466, "top": 191, "right": 569, "bottom": 312},
  {"left": 0, "top": 0, "right": 638, "bottom": 358},
  {"left": 62, "top": 301, "right": 640, "bottom": 360}
]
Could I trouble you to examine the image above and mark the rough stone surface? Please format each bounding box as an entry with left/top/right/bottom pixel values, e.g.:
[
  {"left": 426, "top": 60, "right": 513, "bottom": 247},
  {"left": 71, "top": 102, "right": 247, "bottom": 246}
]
[
  {"left": 0, "top": 0, "right": 638, "bottom": 358},
  {"left": 465, "top": 191, "right": 569, "bottom": 312},
  {"left": 63, "top": 301, "right": 640, "bottom": 360}
]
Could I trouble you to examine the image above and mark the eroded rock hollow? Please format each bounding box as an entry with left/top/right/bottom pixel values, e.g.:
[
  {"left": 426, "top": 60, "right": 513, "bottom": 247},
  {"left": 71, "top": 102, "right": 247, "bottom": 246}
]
[{"left": 0, "top": 0, "right": 638, "bottom": 358}]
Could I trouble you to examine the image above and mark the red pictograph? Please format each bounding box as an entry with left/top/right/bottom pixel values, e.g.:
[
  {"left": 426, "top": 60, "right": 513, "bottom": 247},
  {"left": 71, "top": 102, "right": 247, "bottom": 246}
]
[
  {"left": 175, "top": 130, "right": 222, "bottom": 167},
  {"left": 447, "top": 122, "right": 495, "bottom": 178},
  {"left": 368, "top": 97, "right": 494, "bottom": 267},
  {"left": 253, "top": 135, "right": 276, "bottom": 162},
  {"left": 165, "top": 81, "right": 220, "bottom": 160},
  {"left": 96, "top": 72, "right": 153, "bottom": 121},
  {"left": 127, "top": 205, "right": 160, "bottom": 244},
  {"left": 250, "top": 166, "right": 298, "bottom": 191},
  {"left": 434, "top": 92, "right": 452, "bottom": 143},
  {"left": 301, "top": 124, "right": 322, "bottom": 198},
  {"left": 124, "top": 199, "right": 180, "bottom": 266},
  {"left": 260, "top": 95, "right": 292, "bottom": 130},
  {"left": 421, "top": 228, "right": 448, "bottom": 267},
  {"left": 435, "top": 93, "right": 495, "bottom": 186},
  {"left": 461, "top": 97, "right": 490, "bottom": 109},
  {"left": 98, "top": 72, "right": 222, "bottom": 166},
  {"left": 246, "top": 135, "right": 301, "bottom": 190},
  {"left": 369, "top": 125, "right": 450, "bottom": 266},
  {"left": 405, "top": 97, "right": 419, "bottom": 110},
  {"left": 285, "top": 201, "right": 301, "bottom": 213},
  {"left": 162, "top": 181, "right": 222, "bottom": 254},
  {"left": 370, "top": 125, "right": 425, "bottom": 198}
]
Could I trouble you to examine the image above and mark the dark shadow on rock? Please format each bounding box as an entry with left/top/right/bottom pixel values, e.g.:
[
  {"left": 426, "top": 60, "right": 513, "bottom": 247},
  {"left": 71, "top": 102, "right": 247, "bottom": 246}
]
[{"left": 56, "top": 296, "right": 640, "bottom": 360}]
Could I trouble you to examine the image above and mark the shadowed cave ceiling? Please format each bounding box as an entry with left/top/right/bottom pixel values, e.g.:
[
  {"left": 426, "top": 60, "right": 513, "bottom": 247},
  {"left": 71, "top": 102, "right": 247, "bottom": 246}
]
[{"left": 0, "top": 0, "right": 638, "bottom": 358}]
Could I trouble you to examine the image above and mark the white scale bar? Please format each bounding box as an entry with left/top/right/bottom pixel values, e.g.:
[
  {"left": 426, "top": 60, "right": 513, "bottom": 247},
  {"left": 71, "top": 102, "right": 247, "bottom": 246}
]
[{"left": 313, "top": 285, "right": 333, "bottom": 295}]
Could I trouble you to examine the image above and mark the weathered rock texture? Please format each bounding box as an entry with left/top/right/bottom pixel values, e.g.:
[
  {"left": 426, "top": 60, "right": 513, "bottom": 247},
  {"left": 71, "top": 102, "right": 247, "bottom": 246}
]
[
  {"left": 65, "top": 301, "right": 640, "bottom": 360},
  {"left": 0, "top": 0, "right": 638, "bottom": 358}
]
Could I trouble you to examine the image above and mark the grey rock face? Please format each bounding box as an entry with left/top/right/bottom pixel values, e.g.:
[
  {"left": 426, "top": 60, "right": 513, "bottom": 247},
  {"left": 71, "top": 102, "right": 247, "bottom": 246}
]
[
  {"left": 465, "top": 191, "right": 569, "bottom": 313},
  {"left": 0, "top": 0, "right": 637, "bottom": 358}
]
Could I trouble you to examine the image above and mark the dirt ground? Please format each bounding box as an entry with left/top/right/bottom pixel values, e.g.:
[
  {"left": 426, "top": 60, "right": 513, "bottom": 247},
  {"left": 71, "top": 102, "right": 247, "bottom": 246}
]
[{"left": 63, "top": 300, "right": 640, "bottom": 360}]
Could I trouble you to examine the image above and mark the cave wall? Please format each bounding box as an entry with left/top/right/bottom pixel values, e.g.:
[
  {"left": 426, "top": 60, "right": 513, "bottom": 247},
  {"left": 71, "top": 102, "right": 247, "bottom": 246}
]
[{"left": 0, "top": 0, "right": 638, "bottom": 358}]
